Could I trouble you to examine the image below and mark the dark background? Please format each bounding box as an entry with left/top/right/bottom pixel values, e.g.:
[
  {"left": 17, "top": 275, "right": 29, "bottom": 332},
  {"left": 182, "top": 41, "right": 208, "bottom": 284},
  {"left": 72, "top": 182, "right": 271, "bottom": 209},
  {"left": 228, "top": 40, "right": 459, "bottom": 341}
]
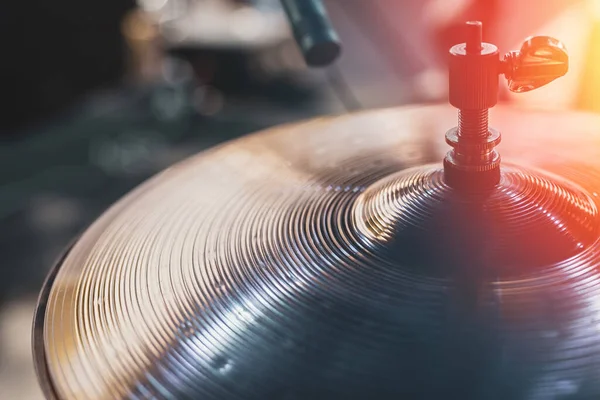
[{"left": 0, "top": 0, "right": 593, "bottom": 398}]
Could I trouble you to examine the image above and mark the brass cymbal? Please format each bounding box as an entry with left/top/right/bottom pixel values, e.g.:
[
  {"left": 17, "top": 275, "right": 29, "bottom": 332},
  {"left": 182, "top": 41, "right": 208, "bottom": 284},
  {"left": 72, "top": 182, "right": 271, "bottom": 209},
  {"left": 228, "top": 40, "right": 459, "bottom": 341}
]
[{"left": 34, "top": 105, "right": 600, "bottom": 399}]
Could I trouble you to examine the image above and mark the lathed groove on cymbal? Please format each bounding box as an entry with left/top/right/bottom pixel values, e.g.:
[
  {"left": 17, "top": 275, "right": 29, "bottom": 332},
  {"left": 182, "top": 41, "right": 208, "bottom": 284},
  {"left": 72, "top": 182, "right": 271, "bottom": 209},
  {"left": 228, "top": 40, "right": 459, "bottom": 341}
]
[
  {"left": 39, "top": 106, "right": 600, "bottom": 399},
  {"left": 353, "top": 165, "right": 599, "bottom": 275}
]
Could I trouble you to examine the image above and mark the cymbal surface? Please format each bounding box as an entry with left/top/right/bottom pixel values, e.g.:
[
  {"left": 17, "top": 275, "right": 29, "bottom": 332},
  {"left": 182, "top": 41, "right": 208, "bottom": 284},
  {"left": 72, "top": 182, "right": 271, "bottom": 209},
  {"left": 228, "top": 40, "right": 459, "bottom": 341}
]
[{"left": 36, "top": 105, "right": 600, "bottom": 399}]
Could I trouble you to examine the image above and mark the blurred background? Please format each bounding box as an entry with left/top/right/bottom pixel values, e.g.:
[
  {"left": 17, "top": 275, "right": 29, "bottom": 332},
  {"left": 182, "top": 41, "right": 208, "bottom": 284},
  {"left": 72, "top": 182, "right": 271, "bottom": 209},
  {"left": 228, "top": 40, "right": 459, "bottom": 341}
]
[{"left": 0, "top": 0, "right": 598, "bottom": 398}]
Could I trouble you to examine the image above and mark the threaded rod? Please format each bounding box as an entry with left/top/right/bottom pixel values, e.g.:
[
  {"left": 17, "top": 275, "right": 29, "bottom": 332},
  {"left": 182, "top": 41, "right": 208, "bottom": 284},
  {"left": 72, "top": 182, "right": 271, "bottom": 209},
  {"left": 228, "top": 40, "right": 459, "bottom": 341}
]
[
  {"left": 458, "top": 109, "right": 489, "bottom": 140},
  {"left": 465, "top": 21, "right": 483, "bottom": 53}
]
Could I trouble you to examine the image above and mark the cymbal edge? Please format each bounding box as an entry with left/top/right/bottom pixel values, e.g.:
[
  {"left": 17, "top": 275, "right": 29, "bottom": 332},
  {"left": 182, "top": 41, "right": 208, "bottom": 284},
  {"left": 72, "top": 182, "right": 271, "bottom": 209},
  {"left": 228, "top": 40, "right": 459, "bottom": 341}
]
[{"left": 32, "top": 239, "right": 79, "bottom": 400}]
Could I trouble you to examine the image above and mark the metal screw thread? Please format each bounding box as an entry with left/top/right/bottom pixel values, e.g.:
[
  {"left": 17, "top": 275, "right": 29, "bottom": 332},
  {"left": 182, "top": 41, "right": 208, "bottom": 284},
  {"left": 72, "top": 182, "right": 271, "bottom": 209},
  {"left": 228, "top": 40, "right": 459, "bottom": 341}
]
[{"left": 458, "top": 109, "right": 489, "bottom": 140}]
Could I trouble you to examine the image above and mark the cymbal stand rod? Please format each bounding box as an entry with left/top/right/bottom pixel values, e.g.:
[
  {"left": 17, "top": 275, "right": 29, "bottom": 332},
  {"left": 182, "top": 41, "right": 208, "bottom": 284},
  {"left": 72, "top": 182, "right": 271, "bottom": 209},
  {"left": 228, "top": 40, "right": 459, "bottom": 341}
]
[
  {"left": 444, "top": 21, "right": 501, "bottom": 191},
  {"left": 443, "top": 21, "right": 568, "bottom": 191}
]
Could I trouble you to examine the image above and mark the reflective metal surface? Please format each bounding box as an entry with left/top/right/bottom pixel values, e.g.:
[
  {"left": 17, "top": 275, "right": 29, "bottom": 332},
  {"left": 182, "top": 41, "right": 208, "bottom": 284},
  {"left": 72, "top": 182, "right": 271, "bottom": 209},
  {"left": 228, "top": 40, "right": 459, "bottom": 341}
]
[{"left": 36, "top": 105, "right": 600, "bottom": 399}]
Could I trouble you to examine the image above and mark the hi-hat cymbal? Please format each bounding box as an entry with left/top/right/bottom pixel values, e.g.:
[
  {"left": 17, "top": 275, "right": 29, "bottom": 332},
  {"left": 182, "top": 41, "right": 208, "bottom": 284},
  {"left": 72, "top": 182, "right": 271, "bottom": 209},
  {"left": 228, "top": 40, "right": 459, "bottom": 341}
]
[{"left": 34, "top": 105, "right": 600, "bottom": 399}]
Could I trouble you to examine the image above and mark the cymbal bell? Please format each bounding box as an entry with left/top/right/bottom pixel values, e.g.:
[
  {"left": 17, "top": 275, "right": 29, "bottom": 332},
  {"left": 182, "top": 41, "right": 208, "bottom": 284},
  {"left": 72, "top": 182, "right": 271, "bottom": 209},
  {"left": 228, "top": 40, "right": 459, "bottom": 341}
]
[{"left": 33, "top": 104, "right": 600, "bottom": 399}]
